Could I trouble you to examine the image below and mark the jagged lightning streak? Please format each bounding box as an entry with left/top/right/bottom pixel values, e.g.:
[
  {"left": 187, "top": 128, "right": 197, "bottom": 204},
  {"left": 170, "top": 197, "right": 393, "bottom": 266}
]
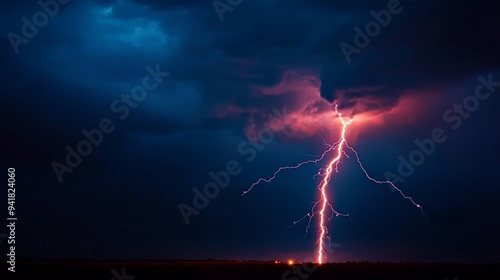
[
  {"left": 242, "top": 103, "right": 426, "bottom": 264},
  {"left": 242, "top": 141, "right": 338, "bottom": 195},
  {"left": 346, "top": 143, "right": 429, "bottom": 220},
  {"left": 316, "top": 110, "right": 351, "bottom": 264}
]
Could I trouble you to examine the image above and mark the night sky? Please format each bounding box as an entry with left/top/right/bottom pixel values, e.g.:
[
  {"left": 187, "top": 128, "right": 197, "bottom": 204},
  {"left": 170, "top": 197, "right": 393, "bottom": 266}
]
[{"left": 1, "top": 0, "right": 500, "bottom": 263}]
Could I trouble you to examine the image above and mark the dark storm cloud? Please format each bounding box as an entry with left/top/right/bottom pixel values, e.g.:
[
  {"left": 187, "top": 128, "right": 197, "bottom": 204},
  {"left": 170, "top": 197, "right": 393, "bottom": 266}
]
[
  {"left": 4, "top": 0, "right": 491, "bottom": 120},
  {"left": 0, "top": 0, "right": 497, "bottom": 188},
  {"left": 130, "top": 0, "right": 206, "bottom": 9},
  {"left": 315, "top": 1, "right": 500, "bottom": 104},
  {"left": 0, "top": 0, "right": 497, "bottom": 174},
  {"left": 334, "top": 86, "right": 400, "bottom": 115}
]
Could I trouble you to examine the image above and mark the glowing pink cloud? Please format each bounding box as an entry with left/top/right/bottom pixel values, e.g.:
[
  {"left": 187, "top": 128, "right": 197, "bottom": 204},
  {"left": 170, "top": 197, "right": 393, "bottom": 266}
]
[{"left": 212, "top": 69, "right": 445, "bottom": 144}]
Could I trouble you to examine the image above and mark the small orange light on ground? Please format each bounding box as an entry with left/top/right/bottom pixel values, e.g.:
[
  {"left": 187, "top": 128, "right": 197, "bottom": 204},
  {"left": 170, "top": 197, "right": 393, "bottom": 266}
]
[{"left": 287, "top": 259, "right": 294, "bottom": 265}]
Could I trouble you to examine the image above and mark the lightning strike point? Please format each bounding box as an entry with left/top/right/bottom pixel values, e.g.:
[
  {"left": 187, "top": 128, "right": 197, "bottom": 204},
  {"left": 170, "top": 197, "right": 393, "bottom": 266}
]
[{"left": 243, "top": 102, "right": 426, "bottom": 264}]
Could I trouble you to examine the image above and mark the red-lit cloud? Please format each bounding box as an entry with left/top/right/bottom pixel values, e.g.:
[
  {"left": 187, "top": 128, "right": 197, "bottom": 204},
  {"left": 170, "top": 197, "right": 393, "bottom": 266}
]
[{"left": 212, "top": 70, "right": 444, "bottom": 143}]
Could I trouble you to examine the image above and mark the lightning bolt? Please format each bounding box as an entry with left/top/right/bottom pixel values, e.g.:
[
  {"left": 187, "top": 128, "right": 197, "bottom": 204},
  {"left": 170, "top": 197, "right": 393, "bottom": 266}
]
[
  {"left": 242, "top": 103, "right": 427, "bottom": 264},
  {"left": 316, "top": 109, "right": 351, "bottom": 264}
]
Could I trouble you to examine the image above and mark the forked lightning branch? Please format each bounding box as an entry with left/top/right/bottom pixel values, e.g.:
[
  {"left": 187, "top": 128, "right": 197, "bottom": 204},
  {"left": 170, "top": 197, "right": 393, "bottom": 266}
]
[{"left": 243, "top": 104, "right": 426, "bottom": 264}]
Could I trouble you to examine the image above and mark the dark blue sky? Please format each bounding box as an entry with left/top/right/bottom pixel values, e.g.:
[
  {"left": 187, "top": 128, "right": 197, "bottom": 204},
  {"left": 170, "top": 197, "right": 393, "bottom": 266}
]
[{"left": 1, "top": 0, "right": 499, "bottom": 263}]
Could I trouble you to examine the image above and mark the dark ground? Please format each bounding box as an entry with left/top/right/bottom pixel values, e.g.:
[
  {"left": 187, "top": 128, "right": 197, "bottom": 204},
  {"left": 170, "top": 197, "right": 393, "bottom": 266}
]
[{"left": 4, "top": 261, "right": 500, "bottom": 280}]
